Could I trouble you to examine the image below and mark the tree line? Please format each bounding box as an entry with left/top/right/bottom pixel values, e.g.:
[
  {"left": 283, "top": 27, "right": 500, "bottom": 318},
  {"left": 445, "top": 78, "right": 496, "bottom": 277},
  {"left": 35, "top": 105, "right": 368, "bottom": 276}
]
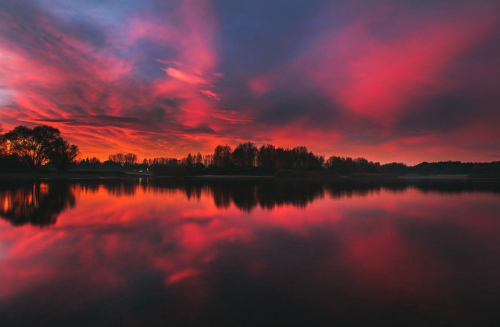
[
  {"left": 85, "top": 143, "right": 500, "bottom": 177},
  {"left": 73, "top": 142, "right": 325, "bottom": 175},
  {"left": 2, "top": 124, "right": 499, "bottom": 176},
  {"left": 85, "top": 146, "right": 500, "bottom": 176}
]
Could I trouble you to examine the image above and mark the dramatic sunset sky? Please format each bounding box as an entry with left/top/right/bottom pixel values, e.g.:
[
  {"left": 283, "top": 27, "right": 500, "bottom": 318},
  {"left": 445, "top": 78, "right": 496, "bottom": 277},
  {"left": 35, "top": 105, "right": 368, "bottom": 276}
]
[{"left": 0, "top": 0, "right": 499, "bottom": 164}]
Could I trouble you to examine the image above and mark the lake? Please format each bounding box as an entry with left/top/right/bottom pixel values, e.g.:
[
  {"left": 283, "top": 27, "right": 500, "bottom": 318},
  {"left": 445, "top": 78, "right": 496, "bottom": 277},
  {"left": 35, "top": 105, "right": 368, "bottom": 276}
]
[{"left": 1, "top": 178, "right": 500, "bottom": 326}]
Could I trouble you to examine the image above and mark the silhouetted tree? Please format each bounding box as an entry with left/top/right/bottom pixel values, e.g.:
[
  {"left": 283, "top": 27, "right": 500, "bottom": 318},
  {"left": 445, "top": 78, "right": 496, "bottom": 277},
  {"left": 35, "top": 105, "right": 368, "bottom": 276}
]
[
  {"left": 0, "top": 124, "right": 4, "bottom": 156},
  {"left": 0, "top": 124, "right": 25, "bottom": 171},
  {"left": 325, "top": 156, "right": 381, "bottom": 174},
  {"left": 124, "top": 153, "right": 137, "bottom": 166},
  {"left": 186, "top": 153, "right": 194, "bottom": 167},
  {"left": 213, "top": 145, "right": 232, "bottom": 167},
  {"left": 289, "top": 146, "right": 324, "bottom": 170},
  {"left": 108, "top": 153, "right": 126, "bottom": 165},
  {"left": 48, "top": 138, "right": 80, "bottom": 171},
  {"left": 3, "top": 125, "right": 68, "bottom": 169},
  {"left": 196, "top": 152, "right": 203, "bottom": 165},
  {"left": 232, "top": 142, "right": 257, "bottom": 167},
  {"left": 257, "top": 144, "right": 276, "bottom": 171}
]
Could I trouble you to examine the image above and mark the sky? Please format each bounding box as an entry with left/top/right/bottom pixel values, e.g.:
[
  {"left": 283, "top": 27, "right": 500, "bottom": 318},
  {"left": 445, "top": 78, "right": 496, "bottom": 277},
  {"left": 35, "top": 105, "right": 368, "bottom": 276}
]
[{"left": 0, "top": 0, "right": 499, "bottom": 164}]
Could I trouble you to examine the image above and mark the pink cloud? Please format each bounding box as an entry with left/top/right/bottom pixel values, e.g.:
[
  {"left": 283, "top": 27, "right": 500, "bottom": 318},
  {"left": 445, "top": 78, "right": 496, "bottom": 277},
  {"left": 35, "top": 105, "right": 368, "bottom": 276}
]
[
  {"left": 300, "top": 3, "right": 498, "bottom": 120},
  {"left": 166, "top": 67, "right": 208, "bottom": 85}
]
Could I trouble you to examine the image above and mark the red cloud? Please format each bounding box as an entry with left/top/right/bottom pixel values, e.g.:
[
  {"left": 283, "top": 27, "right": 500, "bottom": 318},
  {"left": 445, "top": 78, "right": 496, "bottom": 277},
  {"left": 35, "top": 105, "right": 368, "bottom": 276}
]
[
  {"left": 0, "top": 0, "right": 249, "bottom": 160},
  {"left": 0, "top": 0, "right": 499, "bottom": 163},
  {"left": 308, "top": 4, "right": 497, "bottom": 120}
]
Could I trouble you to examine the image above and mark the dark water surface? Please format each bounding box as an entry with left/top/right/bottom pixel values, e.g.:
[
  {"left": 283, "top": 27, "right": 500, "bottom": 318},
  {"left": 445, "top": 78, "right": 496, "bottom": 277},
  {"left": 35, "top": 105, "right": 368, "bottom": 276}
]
[{"left": 1, "top": 178, "right": 500, "bottom": 326}]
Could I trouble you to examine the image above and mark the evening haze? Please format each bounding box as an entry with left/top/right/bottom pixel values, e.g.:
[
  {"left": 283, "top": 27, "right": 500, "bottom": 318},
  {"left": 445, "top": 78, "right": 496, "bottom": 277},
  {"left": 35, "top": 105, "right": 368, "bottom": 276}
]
[{"left": 0, "top": 0, "right": 499, "bottom": 164}]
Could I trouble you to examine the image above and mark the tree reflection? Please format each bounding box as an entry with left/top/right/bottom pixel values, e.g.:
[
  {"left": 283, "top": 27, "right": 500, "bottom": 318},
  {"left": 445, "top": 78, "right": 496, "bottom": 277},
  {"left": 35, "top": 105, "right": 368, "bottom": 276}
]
[
  {"left": 0, "top": 181, "right": 75, "bottom": 226},
  {"left": 1, "top": 178, "right": 499, "bottom": 228},
  {"left": 103, "top": 180, "right": 137, "bottom": 197},
  {"left": 147, "top": 179, "right": 325, "bottom": 211},
  {"left": 147, "top": 178, "right": 500, "bottom": 211}
]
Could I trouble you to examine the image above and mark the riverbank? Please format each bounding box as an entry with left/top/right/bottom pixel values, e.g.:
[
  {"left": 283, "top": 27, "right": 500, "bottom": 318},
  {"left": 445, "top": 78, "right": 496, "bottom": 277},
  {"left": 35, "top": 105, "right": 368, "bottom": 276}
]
[
  {"left": 0, "top": 171, "right": 152, "bottom": 180},
  {"left": 1, "top": 171, "right": 499, "bottom": 181}
]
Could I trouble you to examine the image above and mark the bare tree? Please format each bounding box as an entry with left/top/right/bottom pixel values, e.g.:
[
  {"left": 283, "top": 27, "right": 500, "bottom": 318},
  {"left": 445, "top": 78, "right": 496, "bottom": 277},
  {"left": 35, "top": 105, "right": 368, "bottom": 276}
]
[
  {"left": 108, "top": 153, "right": 126, "bottom": 165},
  {"left": 124, "top": 153, "right": 138, "bottom": 166}
]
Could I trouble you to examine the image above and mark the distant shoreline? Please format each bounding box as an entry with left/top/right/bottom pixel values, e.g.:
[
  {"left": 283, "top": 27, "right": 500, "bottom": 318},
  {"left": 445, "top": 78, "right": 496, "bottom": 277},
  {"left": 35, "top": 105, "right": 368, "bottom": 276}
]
[{"left": 0, "top": 171, "right": 498, "bottom": 181}]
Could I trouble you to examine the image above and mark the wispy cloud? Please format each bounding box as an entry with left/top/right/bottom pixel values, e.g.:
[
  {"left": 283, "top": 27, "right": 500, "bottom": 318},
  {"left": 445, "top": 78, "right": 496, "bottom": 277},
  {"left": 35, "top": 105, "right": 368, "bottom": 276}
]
[{"left": 0, "top": 0, "right": 499, "bottom": 163}]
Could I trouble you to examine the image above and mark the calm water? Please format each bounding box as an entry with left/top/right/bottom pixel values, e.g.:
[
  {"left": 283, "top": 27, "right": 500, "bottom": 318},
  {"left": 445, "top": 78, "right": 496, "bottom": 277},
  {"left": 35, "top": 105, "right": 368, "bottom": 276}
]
[{"left": 1, "top": 178, "right": 500, "bottom": 326}]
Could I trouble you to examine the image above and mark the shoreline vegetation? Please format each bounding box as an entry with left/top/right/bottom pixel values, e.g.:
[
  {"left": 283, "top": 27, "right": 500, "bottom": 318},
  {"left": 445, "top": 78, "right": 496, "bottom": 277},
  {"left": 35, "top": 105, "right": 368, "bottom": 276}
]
[{"left": 1, "top": 124, "right": 499, "bottom": 179}]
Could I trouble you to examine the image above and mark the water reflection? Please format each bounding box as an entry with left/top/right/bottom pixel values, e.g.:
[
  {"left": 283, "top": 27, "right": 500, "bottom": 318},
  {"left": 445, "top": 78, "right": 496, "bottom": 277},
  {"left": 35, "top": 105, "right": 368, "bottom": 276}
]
[
  {"left": 0, "top": 180, "right": 75, "bottom": 226},
  {"left": 0, "top": 178, "right": 499, "bottom": 326},
  {"left": 1, "top": 178, "right": 499, "bottom": 226}
]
